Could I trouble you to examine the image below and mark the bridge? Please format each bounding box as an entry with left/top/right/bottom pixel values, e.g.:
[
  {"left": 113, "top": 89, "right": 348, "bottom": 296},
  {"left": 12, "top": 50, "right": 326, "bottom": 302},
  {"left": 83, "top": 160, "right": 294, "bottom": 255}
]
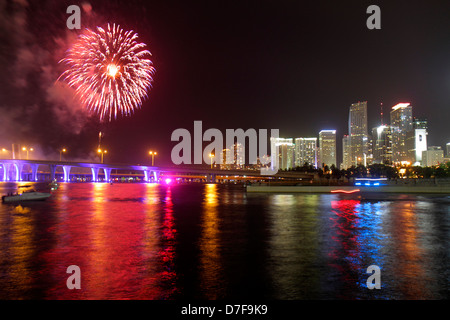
[{"left": 0, "top": 159, "right": 315, "bottom": 183}]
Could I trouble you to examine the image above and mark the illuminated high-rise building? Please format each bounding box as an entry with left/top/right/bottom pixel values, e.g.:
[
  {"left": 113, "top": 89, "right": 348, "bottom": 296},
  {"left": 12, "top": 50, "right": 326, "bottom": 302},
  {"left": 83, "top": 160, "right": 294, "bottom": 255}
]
[
  {"left": 372, "top": 125, "right": 392, "bottom": 165},
  {"left": 294, "top": 137, "right": 318, "bottom": 168},
  {"left": 390, "top": 103, "right": 413, "bottom": 164},
  {"left": 341, "top": 135, "right": 351, "bottom": 169},
  {"left": 447, "top": 143, "right": 450, "bottom": 158},
  {"left": 220, "top": 148, "right": 232, "bottom": 170},
  {"left": 270, "top": 137, "right": 294, "bottom": 170},
  {"left": 318, "top": 130, "right": 336, "bottom": 168},
  {"left": 422, "top": 146, "right": 444, "bottom": 167},
  {"left": 234, "top": 143, "right": 244, "bottom": 169},
  {"left": 348, "top": 101, "right": 369, "bottom": 166},
  {"left": 406, "top": 119, "right": 428, "bottom": 166},
  {"left": 219, "top": 143, "right": 244, "bottom": 169}
]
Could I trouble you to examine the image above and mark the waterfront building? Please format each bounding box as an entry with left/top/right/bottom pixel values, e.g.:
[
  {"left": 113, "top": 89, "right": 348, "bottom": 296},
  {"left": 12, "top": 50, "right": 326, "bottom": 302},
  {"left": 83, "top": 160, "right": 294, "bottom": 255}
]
[
  {"left": 372, "top": 125, "right": 393, "bottom": 165},
  {"left": 422, "top": 146, "right": 444, "bottom": 167},
  {"left": 270, "top": 137, "right": 295, "bottom": 170},
  {"left": 390, "top": 103, "right": 413, "bottom": 164},
  {"left": 318, "top": 130, "right": 336, "bottom": 168},
  {"left": 406, "top": 118, "right": 428, "bottom": 166},
  {"left": 348, "top": 101, "right": 369, "bottom": 166},
  {"left": 220, "top": 148, "right": 232, "bottom": 170},
  {"left": 294, "top": 137, "right": 318, "bottom": 168},
  {"left": 341, "top": 135, "right": 352, "bottom": 169},
  {"left": 219, "top": 143, "right": 244, "bottom": 170}
]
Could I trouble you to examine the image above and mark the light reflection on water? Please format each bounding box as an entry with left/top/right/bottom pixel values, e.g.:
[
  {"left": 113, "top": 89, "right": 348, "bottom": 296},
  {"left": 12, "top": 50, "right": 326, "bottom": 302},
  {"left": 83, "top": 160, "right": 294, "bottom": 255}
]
[
  {"left": 0, "top": 182, "right": 449, "bottom": 299},
  {"left": 267, "top": 194, "right": 321, "bottom": 299},
  {"left": 199, "top": 184, "right": 225, "bottom": 299}
]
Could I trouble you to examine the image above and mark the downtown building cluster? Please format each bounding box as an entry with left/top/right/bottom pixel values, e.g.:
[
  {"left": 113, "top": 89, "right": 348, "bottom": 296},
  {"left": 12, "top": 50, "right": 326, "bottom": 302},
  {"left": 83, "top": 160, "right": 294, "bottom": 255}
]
[
  {"left": 342, "top": 101, "right": 448, "bottom": 169},
  {"left": 270, "top": 130, "right": 336, "bottom": 171},
  {"left": 270, "top": 101, "right": 450, "bottom": 171}
]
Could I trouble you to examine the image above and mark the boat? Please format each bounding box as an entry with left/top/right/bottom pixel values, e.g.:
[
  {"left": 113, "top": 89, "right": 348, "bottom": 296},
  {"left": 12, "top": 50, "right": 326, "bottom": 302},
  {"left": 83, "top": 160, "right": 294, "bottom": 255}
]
[
  {"left": 49, "top": 179, "right": 59, "bottom": 190},
  {"left": 2, "top": 186, "right": 52, "bottom": 203}
]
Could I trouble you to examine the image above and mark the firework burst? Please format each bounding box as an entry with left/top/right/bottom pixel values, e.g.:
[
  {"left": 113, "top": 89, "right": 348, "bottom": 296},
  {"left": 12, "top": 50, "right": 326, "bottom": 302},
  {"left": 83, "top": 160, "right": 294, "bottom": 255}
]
[{"left": 60, "top": 23, "right": 155, "bottom": 122}]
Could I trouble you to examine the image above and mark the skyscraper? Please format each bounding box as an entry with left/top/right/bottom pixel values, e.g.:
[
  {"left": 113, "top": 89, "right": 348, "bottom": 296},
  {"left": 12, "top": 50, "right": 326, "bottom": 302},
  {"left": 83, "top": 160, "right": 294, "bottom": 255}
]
[
  {"left": 294, "top": 137, "right": 318, "bottom": 168},
  {"left": 348, "top": 101, "right": 369, "bottom": 166},
  {"left": 390, "top": 103, "right": 413, "bottom": 164},
  {"left": 341, "top": 135, "right": 351, "bottom": 169},
  {"left": 220, "top": 147, "right": 232, "bottom": 170},
  {"left": 406, "top": 119, "right": 428, "bottom": 166},
  {"left": 270, "top": 137, "right": 295, "bottom": 170},
  {"left": 318, "top": 130, "right": 336, "bottom": 168},
  {"left": 219, "top": 143, "right": 245, "bottom": 169},
  {"left": 372, "top": 125, "right": 392, "bottom": 165},
  {"left": 447, "top": 143, "right": 450, "bottom": 158}
]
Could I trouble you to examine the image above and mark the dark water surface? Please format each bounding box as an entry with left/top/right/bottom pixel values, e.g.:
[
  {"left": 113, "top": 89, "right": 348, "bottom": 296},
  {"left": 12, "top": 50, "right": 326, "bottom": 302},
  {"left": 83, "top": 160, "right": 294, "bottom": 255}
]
[{"left": 0, "top": 182, "right": 449, "bottom": 299}]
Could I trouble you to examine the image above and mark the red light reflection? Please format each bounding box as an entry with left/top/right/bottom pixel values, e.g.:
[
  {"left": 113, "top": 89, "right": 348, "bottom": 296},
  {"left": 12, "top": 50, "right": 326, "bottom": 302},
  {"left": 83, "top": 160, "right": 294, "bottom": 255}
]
[
  {"left": 39, "top": 183, "right": 179, "bottom": 299},
  {"left": 329, "top": 199, "right": 362, "bottom": 299}
]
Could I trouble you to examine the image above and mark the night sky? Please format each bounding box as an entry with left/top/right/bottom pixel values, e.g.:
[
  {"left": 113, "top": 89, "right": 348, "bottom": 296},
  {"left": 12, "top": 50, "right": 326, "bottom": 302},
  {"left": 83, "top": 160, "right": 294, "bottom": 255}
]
[{"left": 1, "top": 0, "right": 450, "bottom": 166}]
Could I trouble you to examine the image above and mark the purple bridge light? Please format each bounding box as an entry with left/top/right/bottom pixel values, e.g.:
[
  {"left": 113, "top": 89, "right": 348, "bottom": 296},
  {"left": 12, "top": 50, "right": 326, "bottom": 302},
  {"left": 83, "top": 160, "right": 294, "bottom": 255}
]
[
  {"left": 0, "top": 159, "right": 310, "bottom": 183},
  {"left": 0, "top": 159, "right": 161, "bottom": 183}
]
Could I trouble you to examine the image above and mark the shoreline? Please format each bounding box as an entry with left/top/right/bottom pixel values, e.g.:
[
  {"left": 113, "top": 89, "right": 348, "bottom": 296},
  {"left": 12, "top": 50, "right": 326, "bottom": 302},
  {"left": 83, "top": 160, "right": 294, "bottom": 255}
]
[{"left": 246, "top": 185, "right": 450, "bottom": 194}]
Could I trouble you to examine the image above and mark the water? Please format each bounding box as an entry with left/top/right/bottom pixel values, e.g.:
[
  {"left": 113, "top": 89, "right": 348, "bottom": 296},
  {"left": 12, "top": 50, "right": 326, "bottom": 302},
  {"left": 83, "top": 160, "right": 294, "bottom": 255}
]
[{"left": 0, "top": 182, "right": 449, "bottom": 300}]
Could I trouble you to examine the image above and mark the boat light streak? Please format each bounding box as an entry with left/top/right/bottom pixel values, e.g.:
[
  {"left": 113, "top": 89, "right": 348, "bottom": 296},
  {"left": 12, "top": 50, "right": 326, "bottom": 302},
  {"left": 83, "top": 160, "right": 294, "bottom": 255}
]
[{"left": 331, "top": 189, "right": 360, "bottom": 194}]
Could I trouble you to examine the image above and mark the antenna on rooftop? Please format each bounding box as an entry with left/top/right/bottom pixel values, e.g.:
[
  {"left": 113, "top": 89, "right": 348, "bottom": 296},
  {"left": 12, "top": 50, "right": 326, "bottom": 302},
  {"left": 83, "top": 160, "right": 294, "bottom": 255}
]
[{"left": 380, "top": 102, "right": 384, "bottom": 126}]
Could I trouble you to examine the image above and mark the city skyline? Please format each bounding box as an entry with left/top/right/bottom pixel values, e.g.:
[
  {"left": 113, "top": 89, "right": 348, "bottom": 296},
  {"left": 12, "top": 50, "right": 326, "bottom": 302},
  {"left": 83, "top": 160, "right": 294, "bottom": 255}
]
[{"left": 269, "top": 100, "right": 449, "bottom": 171}]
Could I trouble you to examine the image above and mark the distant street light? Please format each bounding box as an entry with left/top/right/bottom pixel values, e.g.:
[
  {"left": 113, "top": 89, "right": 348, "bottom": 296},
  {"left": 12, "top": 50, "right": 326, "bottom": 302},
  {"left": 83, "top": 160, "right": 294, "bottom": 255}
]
[
  {"left": 22, "top": 147, "right": 33, "bottom": 160},
  {"left": 60, "top": 148, "right": 67, "bottom": 161},
  {"left": 1, "top": 148, "right": 11, "bottom": 159},
  {"left": 149, "top": 151, "right": 157, "bottom": 166},
  {"left": 98, "top": 148, "right": 107, "bottom": 164}
]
